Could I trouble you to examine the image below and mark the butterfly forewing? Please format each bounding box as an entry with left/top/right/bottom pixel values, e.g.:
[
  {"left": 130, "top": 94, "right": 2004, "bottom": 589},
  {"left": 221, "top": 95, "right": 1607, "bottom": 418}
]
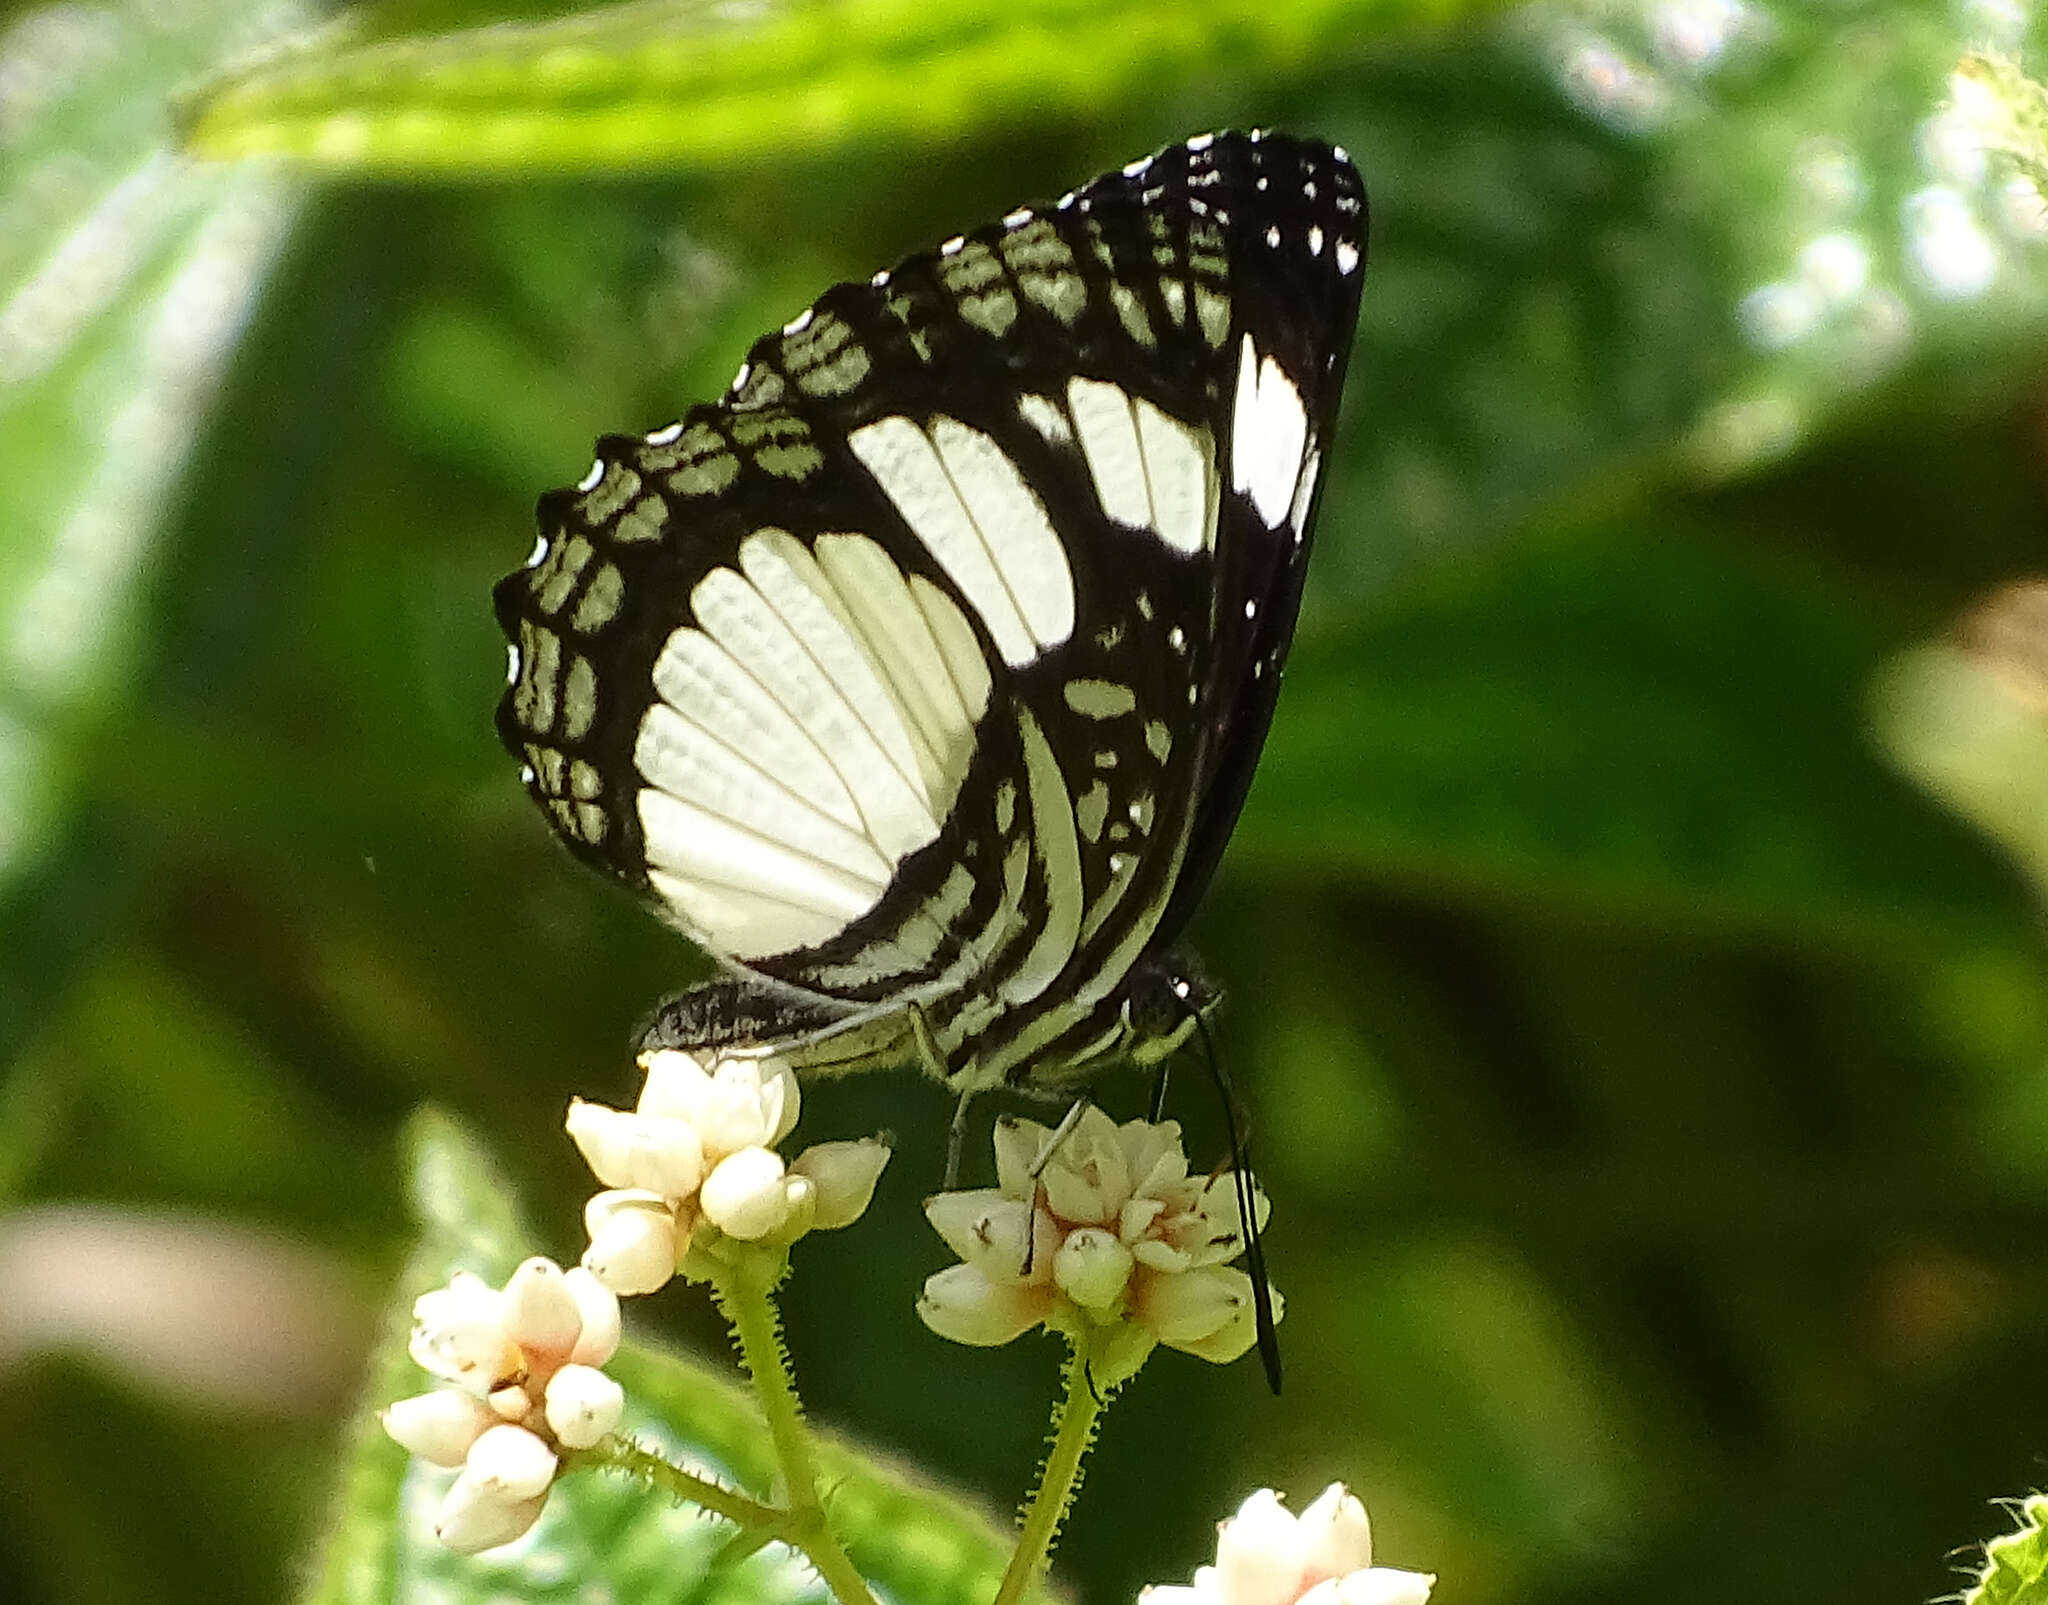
[{"left": 495, "top": 130, "right": 1366, "bottom": 1092}]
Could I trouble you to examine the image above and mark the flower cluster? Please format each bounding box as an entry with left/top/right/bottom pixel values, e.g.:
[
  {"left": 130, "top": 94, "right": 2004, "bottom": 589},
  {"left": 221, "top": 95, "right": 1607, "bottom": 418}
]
[
  {"left": 382, "top": 1257, "right": 624, "bottom": 1553},
  {"left": 918, "top": 1107, "right": 1277, "bottom": 1364},
  {"left": 570, "top": 1045, "right": 891, "bottom": 1295},
  {"left": 1141, "top": 1485, "right": 1434, "bottom": 1605}
]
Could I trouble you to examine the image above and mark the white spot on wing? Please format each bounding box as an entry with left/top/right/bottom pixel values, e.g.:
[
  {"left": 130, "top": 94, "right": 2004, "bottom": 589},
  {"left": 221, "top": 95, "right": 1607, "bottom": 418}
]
[
  {"left": 1335, "top": 240, "right": 1360, "bottom": 275},
  {"left": 1133, "top": 399, "right": 1213, "bottom": 554},
  {"left": 525, "top": 534, "right": 548, "bottom": 568},
  {"left": 1230, "top": 335, "right": 1309, "bottom": 528},
  {"left": 577, "top": 460, "right": 604, "bottom": 492},
  {"left": 1066, "top": 377, "right": 1151, "bottom": 530},
  {"left": 1308, "top": 225, "right": 1324, "bottom": 256},
  {"left": 1018, "top": 393, "right": 1073, "bottom": 444},
  {"left": 783, "top": 308, "right": 814, "bottom": 335},
  {"left": 1288, "top": 446, "right": 1323, "bottom": 536},
  {"left": 647, "top": 421, "right": 684, "bottom": 445}
]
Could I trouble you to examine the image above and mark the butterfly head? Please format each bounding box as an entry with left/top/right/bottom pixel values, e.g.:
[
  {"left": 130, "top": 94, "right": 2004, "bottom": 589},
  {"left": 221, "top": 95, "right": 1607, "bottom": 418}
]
[{"left": 1119, "top": 948, "right": 1219, "bottom": 1068}]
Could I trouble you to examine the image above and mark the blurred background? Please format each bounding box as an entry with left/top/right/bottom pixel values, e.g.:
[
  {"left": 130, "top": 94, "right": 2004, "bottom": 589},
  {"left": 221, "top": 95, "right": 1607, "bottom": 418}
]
[{"left": 6, "top": 0, "right": 2048, "bottom": 1600}]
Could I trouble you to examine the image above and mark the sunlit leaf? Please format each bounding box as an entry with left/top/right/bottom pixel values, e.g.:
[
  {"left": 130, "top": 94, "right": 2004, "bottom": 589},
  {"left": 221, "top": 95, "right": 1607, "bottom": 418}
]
[{"left": 180, "top": 0, "right": 1477, "bottom": 174}]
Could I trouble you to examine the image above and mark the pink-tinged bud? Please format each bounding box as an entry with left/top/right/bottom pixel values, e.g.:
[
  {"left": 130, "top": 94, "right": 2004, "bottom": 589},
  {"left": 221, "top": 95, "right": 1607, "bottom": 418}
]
[
  {"left": 565, "top": 1100, "right": 703, "bottom": 1199},
  {"left": 792, "top": 1138, "right": 891, "bottom": 1229},
  {"left": 435, "top": 1468, "right": 546, "bottom": 1554},
  {"left": 699, "top": 1147, "right": 791, "bottom": 1239},
  {"left": 1215, "top": 1489, "right": 1308, "bottom": 1605},
  {"left": 635, "top": 1048, "right": 713, "bottom": 1122},
  {"left": 409, "top": 1272, "right": 520, "bottom": 1392},
  {"left": 915, "top": 1263, "right": 1050, "bottom": 1346},
  {"left": 563, "top": 1267, "right": 621, "bottom": 1365},
  {"left": 464, "top": 1423, "right": 558, "bottom": 1502},
  {"left": 500, "top": 1258, "right": 581, "bottom": 1363},
  {"left": 381, "top": 1390, "right": 492, "bottom": 1466},
  {"left": 543, "top": 1363, "right": 624, "bottom": 1449},
  {"left": 1052, "top": 1227, "right": 1134, "bottom": 1311},
  {"left": 1298, "top": 1484, "right": 1374, "bottom": 1583},
  {"left": 581, "top": 1191, "right": 680, "bottom": 1297}
]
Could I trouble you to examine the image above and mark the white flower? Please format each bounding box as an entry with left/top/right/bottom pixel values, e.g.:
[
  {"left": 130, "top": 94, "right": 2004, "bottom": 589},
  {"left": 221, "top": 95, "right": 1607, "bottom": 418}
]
[
  {"left": 917, "top": 1108, "right": 1277, "bottom": 1365},
  {"left": 1140, "top": 1485, "right": 1433, "bottom": 1605},
  {"left": 571, "top": 1047, "right": 890, "bottom": 1294},
  {"left": 382, "top": 1258, "right": 625, "bottom": 1553}
]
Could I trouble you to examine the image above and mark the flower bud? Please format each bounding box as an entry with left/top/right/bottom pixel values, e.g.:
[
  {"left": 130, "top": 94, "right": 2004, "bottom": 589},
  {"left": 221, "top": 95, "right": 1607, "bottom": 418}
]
[
  {"left": 916, "top": 1263, "right": 1049, "bottom": 1346},
  {"left": 410, "top": 1272, "right": 520, "bottom": 1392},
  {"left": 1052, "top": 1227, "right": 1134, "bottom": 1311},
  {"left": 381, "top": 1390, "right": 492, "bottom": 1466},
  {"left": 500, "top": 1258, "right": 582, "bottom": 1363},
  {"left": 465, "top": 1423, "right": 558, "bottom": 1502},
  {"left": 543, "top": 1362, "right": 624, "bottom": 1449},
  {"left": 792, "top": 1137, "right": 891, "bottom": 1229},
  {"left": 700, "top": 1146, "right": 791, "bottom": 1239},
  {"left": 564, "top": 1267, "right": 621, "bottom": 1364},
  {"left": 777, "top": 1172, "right": 819, "bottom": 1241},
  {"left": 1137, "top": 1264, "right": 1254, "bottom": 1348},
  {"left": 435, "top": 1468, "right": 545, "bottom": 1554},
  {"left": 565, "top": 1100, "right": 703, "bottom": 1199},
  {"left": 581, "top": 1190, "right": 680, "bottom": 1297}
]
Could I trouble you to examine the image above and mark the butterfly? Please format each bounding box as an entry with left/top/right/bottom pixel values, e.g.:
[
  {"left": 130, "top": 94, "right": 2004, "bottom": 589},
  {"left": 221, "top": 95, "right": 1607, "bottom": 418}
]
[{"left": 495, "top": 129, "right": 1366, "bottom": 1104}]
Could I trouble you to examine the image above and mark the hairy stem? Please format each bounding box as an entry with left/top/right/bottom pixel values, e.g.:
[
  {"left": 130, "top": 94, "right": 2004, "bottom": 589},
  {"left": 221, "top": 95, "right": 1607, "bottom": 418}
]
[
  {"left": 712, "top": 1252, "right": 878, "bottom": 1605},
  {"left": 993, "top": 1331, "right": 1111, "bottom": 1605},
  {"left": 579, "top": 1434, "right": 780, "bottom": 1531}
]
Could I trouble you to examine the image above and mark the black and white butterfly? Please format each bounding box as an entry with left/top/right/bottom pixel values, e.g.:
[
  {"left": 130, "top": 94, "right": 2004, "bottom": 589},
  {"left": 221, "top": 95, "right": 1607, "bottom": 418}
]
[{"left": 496, "top": 129, "right": 1366, "bottom": 1105}]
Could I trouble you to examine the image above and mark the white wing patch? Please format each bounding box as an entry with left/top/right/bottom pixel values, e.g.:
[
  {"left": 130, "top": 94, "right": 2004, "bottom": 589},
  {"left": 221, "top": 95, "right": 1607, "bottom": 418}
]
[
  {"left": 1230, "top": 334, "right": 1309, "bottom": 529},
  {"left": 848, "top": 415, "right": 1074, "bottom": 667},
  {"left": 1066, "top": 378, "right": 1217, "bottom": 554},
  {"left": 637, "top": 527, "right": 997, "bottom": 960}
]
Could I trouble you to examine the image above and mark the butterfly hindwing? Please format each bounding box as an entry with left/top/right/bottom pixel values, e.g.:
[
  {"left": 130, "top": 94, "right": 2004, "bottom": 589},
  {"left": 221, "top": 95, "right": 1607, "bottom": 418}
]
[{"left": 495, "top": 130, "right": 1366, "bottom": 1090}]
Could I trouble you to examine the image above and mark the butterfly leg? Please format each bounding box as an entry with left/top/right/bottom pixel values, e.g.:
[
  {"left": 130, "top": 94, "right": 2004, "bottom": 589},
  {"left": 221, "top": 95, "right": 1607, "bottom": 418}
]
[
  {"left": 944, "top": 1089, "right": 974, "bottom": 1191},
  {"left": 1018, "top": 1096, "right": 1094, "bottom": 1277}
]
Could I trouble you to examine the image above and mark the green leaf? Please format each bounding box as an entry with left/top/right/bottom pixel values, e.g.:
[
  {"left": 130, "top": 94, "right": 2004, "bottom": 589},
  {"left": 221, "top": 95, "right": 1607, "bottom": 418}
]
[
  {"left": 0, "top": 0, "right": 305, "bottom": 899},
  {"left": 302, "top": 1110, "right": 1030, "bottom": 1605},
  {"left": 178, "top": 0, "right": 1476, "bottom": 175},
  {"left": 1969, "top": 1494, "right": 2048, "bottom": 1605},
  {"left": 1239, "top": 519, "right": 2027, "bottom": 956}
]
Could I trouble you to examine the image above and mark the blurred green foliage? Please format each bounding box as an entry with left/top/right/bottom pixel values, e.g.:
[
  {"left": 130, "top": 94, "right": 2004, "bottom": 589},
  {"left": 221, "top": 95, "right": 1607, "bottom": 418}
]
[{"left": 6, "top": 0, "right": 2048, "bottom": 1601}]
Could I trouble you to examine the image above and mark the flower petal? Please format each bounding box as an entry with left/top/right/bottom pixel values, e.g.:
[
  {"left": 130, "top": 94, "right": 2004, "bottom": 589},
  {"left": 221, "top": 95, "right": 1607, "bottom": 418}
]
[
  {"left": 1298, "top": 1484, "right": 1374, "bottom": 1582},
  {"left": 410, "top": 1273, "right": 520, "bottom": 1392},
  {"left": 464, "top": 1422, "right": 559, "bottom": 1502},
  {"left": 793, "top": 1137, "right": 891, "bottom": 1230},
  {"left": 500, "top": 1258, "right": 582, "bottom": 1363},
  {"left": 1214, "top": 1488, "right": 1307, "bottom": 1605},
  {"left": 993, "top": 1117, "right": 1052, "bottom": 1199},
  {"left": 581, "top": 1191, "right": 680, "bottom": 1297},
  {"left": 564, "top": 1268, "right": 622, "bottom": 1365},
  {"left": 1332, "top": 1570, "right": 1435, "bottom": 1605},
  {"left": 923, "top": 1191, "right": 1055, "bottom": 1284},
  {"left": 436, "top": 1468, "right": 546, "bottom": 1554},
  {"left": 916, "top": 1263, "right": 1051, "bottom": 1346},
  {"left": 565, "top": 1101, "right": 704, "bottom": 1198},
  {"left": 381, "top": 1390, "right": 493, "bottom": 1466},
  {"left": 636, "top": 1048, "right": 713, "bottom": 1122}
]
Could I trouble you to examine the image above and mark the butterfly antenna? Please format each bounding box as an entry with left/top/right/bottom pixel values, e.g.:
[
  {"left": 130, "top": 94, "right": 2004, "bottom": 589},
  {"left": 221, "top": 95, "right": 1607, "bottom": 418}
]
[
  {"left": 1148, "top": 1061, "right": 1172, "bottom": 1123},
  {"left": 1189, "top": 1008, "right": 1282, "bottom": 1395}
]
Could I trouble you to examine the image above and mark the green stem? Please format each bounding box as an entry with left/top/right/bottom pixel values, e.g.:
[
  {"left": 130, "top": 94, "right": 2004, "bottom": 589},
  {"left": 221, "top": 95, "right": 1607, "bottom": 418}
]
[
  {"left": 579, "top": 1434, "right": 781, "bottom": 1531},
  {"left": 993, "top": 1331, "right": 1111, "bottom": 1605},
  {"left": 711, "top": 1253, "right": 878, "bottom": 1605}
]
